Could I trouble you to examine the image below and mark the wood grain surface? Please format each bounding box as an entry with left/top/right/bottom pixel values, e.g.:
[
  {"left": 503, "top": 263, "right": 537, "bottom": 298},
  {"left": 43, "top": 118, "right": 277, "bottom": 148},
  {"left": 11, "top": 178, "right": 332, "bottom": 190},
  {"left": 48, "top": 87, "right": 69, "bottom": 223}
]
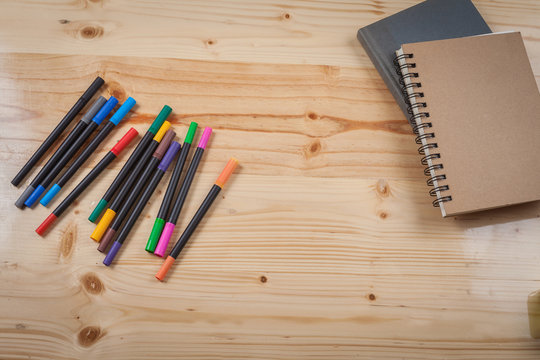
[{"left": 1, "top": 1, "right": 540, "bottom": 359}]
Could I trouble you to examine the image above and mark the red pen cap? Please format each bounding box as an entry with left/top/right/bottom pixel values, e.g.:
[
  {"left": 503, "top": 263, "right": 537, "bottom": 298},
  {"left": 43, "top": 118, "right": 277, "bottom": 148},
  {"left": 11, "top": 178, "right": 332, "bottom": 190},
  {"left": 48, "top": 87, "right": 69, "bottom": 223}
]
[
  {"left": 36, "top": 213, "right": 57, "bottom": 236},
  {"left": 110, "top": 128, "right": 139, "bottom": 156}
]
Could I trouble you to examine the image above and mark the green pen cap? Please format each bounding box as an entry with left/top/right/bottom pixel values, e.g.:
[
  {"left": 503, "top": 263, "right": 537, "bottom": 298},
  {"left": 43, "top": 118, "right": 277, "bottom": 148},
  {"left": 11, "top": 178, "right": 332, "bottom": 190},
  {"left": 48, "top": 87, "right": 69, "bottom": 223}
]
[
  {"left": 146, "top": 217, "right": 165, "bottom": 252},
  {"left": 148, "top": 105, "right": 172, "bottom": 134},
  {"left": 89, "top": 198, "right": 108, "bottom": 223},
  {"left": 184, "top": 122, "right": 198, "bottom": 144}
]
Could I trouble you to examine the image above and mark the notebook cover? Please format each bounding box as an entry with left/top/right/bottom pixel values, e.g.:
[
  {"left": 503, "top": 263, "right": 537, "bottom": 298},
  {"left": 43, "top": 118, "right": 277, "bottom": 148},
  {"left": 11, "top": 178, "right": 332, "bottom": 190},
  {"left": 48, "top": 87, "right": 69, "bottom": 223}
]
[
  {"left": 357, "top": 0, "right": 491, "bottom": 126},
  {"left": 400, "top": 32, "right": 540, "bottom": 216}
]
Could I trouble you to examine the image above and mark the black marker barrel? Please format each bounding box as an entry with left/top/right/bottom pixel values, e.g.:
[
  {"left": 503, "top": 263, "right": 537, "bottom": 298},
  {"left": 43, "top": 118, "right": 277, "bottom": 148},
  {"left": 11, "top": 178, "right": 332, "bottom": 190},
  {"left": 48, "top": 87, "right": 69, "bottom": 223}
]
[
  {"left": 145, "top": 122, "right": 198, "bottom": 252},
  {"left": 97, "top": 129, "right": 176, "bottom": 252},
  {"left": 155, "top": 158, "right": 239, "bottom": 281},
  {"left": 14, "top": 96, "right": 106, "bottom": 208},
  {"left": 103, "top": 141, "right": 181, "bottom": 266},
  {"left": 152, "top": 127, "right": 211, "bottom": 256},
  {"left": 35, "top": 128, "right": 138, "bottom": 235},
  {"left": 90, "top": 121, "right": 172, "bottom": 242},
  {"left": 40, "top": 97, "right": 136, "bottom": 206},
  {"left": 24, "top": 96, "right": 119, "bottom": 207},
  {"left": 88, "top": 105, "right": 172, "bottom": 223},
  {"left": 12, "top": 76, "right": 104, "bottom": 186}
]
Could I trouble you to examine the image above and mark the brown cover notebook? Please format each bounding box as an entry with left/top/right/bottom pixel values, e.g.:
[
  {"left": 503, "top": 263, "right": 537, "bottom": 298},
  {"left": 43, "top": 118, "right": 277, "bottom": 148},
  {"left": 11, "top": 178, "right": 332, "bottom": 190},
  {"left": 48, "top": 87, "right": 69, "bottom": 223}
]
[{"left": 396, "top": 32, "right": 540, "bottom": 217}]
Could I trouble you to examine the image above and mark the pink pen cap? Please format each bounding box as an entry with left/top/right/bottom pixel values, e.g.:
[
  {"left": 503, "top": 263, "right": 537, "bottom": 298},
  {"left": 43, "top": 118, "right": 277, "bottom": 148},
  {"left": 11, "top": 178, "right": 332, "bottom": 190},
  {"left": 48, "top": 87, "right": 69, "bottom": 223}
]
[
  {"left": 154, "top": 222, "right": 175, "bottom": 257},
  {"left": 197, "top": 127, "right": 212, "bottom": 149}
]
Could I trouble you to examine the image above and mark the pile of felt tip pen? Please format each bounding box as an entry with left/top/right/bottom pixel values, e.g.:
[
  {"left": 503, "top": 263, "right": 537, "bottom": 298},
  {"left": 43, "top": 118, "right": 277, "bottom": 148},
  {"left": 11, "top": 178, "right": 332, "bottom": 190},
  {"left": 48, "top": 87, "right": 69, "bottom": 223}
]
[{"left": 12, "top": 77, "right": 239, "bottom": 283}]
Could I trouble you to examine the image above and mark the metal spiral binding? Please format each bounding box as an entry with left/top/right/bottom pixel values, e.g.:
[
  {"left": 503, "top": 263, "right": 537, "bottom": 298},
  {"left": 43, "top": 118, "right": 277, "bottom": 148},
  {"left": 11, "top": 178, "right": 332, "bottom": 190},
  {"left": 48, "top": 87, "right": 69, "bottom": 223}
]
[{"left": 394, "top": 53, "right": 452, "bottom": 208}]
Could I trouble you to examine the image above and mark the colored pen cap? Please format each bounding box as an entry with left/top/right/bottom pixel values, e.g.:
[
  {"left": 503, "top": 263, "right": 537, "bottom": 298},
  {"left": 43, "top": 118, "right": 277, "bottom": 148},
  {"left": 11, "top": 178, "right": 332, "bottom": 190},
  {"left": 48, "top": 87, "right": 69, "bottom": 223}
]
[
  {"left": 40, "top": 183, "right": 61, "bottom": 206},
  {"left": 24, "top": 184, "right": 46, "bottom": 207},
  {"left": 184, "top": 122, "right": 198, "bottom": 144},
  {"left": 97, "top": 227, "right": 116, "bottom": 252},
  {"left": 81, "top": 96, "right": 107, "bottom": 124},
  {"left": 91, "top": 208, "right": 116, "bottom": 242},
  {"left": 89, "top": 198, "right": 108, "bottom": 223},
  {"left": 153, "top": 121, "right": 171, "bottom": 142},
  {"left": 153, "top": 130, "right": 176, "bottom": 160},
  {"left": 103, "top": 241, "right": 122, "bottom": 266},
  {"left": 148, "top": 105, "right": 172, "bottom": 134},
  {"left": 36, "top": 213, "right": 58, "bottom": 236},
  {"left": 215, "top": 158, "right": 239, "bottom": 188},
  {"left": 198, "top": 127, "right": 212, "bottom": 149},
  {"left": 146, "top": 218, "right": 165, "bottom": 253},
  {"left": 158, "top": 141, "right": 181, "bottom": 171},
  {"left": 92, "top": 96, "right": 118, "bottom": 125},
  {"left": 154, "top": 222, "right": 175, "bottom": 257},
  {"left": 111, "top": 128, "right": 139, "bottom": 156},
  {"left": 109, "top": 97, "right": 136, "bottom": 125},
  {"left": 155, "top": 256, "right": 176, "bottom": 281}
]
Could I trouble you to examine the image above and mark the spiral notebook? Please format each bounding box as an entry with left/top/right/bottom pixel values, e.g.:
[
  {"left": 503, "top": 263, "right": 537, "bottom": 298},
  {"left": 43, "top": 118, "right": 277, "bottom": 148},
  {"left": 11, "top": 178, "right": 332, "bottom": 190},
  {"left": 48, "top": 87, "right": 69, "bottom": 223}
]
[
  {"left": 356, "top": 0, "right": 491, "bottom": 125},
  {"left": 396, "top": 32, "right": 540, "bottom": 217}
]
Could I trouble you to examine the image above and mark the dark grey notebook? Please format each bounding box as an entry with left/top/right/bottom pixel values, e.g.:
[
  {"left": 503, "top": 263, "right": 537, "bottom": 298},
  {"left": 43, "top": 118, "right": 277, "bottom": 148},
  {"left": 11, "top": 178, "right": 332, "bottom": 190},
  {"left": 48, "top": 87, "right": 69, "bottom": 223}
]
[{"left": 357, "top": 0, "right": 491, "bottom": 126}]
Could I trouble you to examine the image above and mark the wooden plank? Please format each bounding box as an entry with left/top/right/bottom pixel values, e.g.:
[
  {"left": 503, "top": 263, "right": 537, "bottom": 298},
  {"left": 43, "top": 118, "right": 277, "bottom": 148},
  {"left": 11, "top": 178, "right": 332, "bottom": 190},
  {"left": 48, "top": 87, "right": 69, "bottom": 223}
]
[
  {"left": 0, "top": 0, "right": 538, "bottom": 78},
  {"left": 1, "top": 52, "right": 540, "bottom": 359},
  {"left": 0, "top": 52, "right": 418, "bottom": 179}
]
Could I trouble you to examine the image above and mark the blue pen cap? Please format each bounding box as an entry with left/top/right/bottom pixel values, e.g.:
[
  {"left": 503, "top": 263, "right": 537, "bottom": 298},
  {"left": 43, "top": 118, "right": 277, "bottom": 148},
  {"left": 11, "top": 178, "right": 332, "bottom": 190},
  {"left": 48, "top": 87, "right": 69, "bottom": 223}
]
[
  {"left": 24, "top": 184, "right": 46, "bottom": 207},
  {"left": 40, "top": 183, "right": 62, "bottom": 207},
  {"left": 92, "top": 96, "right": 118, "bottom": 125},
  {"left": 109, "top": 97, "right": 136, "bottom": 125}
]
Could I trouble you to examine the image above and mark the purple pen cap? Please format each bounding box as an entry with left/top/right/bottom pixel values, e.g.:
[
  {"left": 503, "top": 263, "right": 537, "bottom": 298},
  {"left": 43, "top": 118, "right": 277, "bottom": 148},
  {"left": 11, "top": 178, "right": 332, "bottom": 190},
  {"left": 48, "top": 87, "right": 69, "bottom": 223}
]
[{"left": 158, "top": 142, "right": 181, "bottom": 172}]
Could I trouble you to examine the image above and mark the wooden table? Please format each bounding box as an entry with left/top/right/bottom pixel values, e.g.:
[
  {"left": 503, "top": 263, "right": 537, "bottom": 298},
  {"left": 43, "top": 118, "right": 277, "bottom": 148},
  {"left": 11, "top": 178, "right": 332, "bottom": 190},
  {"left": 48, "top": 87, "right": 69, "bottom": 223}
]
[{"left": 1, "top": 1, "right": 539, "bottom": 359}]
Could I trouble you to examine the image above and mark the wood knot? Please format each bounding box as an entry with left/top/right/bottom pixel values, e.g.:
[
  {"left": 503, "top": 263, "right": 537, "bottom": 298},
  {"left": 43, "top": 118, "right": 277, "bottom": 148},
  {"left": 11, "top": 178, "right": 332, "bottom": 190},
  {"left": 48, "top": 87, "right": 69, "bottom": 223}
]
[
  {"left": 106, "top": 81, "right": 127, "bottom": 102},
  {"left": 378, "top": 211, "right": 388, "bottom": 220},
  {"left": 74, "top": 209, "right": 80, "bottom": 215},
  {"left": 260, "top": 275, "right": 267, "bottom": 283},
  {"left": 78, "top": 326, "right": 103, "bottom": 347},
  {"left": 79, "top": 25, "right": 104, "bottom": 39},
  {"left": 81, "top": 272, "right": 105, "bottom": 295},
  {"left": 281, "top": 12, "right": 292, "bottom": 20},
  {"left": 205, "top": 39, "right": 216, "bottom": 46},
  {"left": 15, "top": 323, "right": 26, "bottom": 330},
  {"left": 375, "top": 179, "right": 390, "bottom": 198},
  {"left": 60, "top": 223, "right": 77, "bottom": 259},
  {"left": 64, "top": 21, "right": 105, "bottom": 41},
  {"left": 368, "top": 293, "right": 376, "bottom": 301},
  {"left": 303, "top": 139, "right": 321, "bottom": 159},
  {"left": 306, "top": 112, "right": 319, "bottom": 120},
  {"left": 323, "top": 65, "right": 341, "bottom": 82},
  {"left": 5, "top": 262, "right": 18, "bottom": 270}
]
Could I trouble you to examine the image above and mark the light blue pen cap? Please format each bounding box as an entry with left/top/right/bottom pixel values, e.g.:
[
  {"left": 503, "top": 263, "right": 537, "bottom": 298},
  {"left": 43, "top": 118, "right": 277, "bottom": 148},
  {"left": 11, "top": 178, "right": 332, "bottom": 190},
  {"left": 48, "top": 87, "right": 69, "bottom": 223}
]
[
  {"left": 40, "top": 183, "right": 62, "bottom": 207},
  {"left": 109, "top": 97, "right": 136, "bottom": 125},
  {"left": 91, "top": 96, "right": 118, "bottom": 125}
]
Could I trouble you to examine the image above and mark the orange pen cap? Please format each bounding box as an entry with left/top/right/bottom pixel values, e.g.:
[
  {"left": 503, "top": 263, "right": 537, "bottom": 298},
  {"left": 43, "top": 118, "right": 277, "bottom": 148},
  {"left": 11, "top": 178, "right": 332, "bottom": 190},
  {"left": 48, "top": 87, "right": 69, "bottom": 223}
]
[
  {"left": 215, "top": 158, "right": 238, "bottom": 188},
  {"left": 155, "top": 256, "right": 176, "bottom": 281}
]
